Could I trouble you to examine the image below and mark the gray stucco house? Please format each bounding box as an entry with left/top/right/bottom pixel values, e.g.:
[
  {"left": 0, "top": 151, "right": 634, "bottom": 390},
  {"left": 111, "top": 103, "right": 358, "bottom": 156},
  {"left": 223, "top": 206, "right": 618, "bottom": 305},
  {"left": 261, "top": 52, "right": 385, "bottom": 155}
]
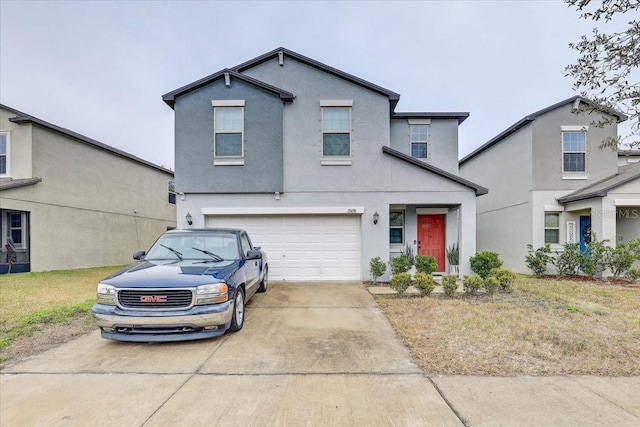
[
  {"left": 459, "top": 96, "right": 640, "bottom": 274},
  {"left": 0, "top": 104, "right": 177, "bottom": 274},
  {"left": 163, "top": 47, "right": 487, "bottom": 281}
]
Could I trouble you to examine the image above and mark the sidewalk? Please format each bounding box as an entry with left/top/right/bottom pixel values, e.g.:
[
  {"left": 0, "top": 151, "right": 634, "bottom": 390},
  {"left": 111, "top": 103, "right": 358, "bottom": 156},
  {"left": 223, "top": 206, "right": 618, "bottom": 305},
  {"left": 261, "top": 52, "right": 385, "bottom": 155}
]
[{"left": 432, "top": 375, "right": 640, "bottom": 426}]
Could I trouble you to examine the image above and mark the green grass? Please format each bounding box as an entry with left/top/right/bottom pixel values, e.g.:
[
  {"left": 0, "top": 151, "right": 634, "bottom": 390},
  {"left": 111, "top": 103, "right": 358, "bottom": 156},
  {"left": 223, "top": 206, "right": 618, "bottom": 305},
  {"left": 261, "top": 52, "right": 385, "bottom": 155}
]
[{"left": 0, "top": 266, "right": 122, "bottom": 352}]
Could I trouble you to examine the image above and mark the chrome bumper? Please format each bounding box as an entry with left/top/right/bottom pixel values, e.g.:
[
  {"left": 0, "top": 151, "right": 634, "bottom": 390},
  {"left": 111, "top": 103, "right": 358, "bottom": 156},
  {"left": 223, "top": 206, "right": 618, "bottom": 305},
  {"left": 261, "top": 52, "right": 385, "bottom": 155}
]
[{"left": 92, "top": 301, "right": 234, "bottom": 329}]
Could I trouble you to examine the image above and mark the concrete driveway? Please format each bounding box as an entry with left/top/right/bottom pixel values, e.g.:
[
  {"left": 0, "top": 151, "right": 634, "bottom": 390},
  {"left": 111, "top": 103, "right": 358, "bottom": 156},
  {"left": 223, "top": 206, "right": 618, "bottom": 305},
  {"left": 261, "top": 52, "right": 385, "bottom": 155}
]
[
  {"left": 3, "top": 282, "right": 640, "bottom": 426},
  {"left": 0, "top": 282, "right": 462, "bottom": 426}
]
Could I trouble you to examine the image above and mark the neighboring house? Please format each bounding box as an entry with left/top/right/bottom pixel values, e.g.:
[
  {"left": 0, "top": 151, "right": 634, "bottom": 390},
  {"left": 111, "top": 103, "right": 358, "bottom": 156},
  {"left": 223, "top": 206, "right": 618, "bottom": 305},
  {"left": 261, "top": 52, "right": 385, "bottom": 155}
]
[
  {"left": 618, "top": 149, "right": 640, "bottom": 166},
  {"left": 0, "top": 104, "right": 176, "bottom": 274},
  {"left": 162, "top": 47, "right": 487, "bottom": 281},
  {"left": 459, "top": 96, "right": 639, "bottom": 273}
]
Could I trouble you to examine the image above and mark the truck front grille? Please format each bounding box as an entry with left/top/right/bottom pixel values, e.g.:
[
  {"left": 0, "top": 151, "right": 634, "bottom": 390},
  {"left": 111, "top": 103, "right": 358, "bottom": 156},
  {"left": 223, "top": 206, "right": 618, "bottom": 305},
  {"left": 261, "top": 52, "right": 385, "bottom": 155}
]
[{"left": 118, "top": 289, "right": 194, "bottom": 310}]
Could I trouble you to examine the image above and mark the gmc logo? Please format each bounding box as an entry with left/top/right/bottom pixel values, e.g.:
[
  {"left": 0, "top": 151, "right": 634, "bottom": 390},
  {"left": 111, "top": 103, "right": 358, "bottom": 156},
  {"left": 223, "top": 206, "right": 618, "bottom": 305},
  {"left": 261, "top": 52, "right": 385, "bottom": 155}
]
[{"left": 140, "top": 295, "right": 167, "bottom": 303}]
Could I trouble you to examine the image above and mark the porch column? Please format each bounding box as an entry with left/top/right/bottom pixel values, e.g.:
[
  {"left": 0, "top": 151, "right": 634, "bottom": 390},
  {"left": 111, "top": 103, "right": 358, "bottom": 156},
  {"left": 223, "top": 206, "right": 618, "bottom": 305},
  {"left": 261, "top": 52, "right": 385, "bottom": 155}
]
[
  {"left": 593, "top": 198, "right": 617, "bottom": 246},
  {"left": 458, "top": 198, "right": 477, "bottom": 276}
]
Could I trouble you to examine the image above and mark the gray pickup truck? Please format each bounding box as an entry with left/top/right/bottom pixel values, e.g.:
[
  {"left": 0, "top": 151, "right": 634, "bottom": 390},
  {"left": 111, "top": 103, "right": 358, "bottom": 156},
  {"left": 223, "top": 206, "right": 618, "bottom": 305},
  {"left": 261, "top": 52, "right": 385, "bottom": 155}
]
[{"left": 92, "top": 228, "right": 268, "bottom": 342}]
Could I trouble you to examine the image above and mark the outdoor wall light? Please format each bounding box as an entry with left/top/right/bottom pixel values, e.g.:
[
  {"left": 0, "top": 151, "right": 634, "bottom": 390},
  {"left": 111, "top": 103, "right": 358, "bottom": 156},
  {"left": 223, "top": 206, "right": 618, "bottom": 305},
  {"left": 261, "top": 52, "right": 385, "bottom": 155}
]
[
  {"left": 186, "top": 212, "right": 193, "bottom": 226},
  {"left": 373, "top": 211, "right": 379, "bottom": 225}
]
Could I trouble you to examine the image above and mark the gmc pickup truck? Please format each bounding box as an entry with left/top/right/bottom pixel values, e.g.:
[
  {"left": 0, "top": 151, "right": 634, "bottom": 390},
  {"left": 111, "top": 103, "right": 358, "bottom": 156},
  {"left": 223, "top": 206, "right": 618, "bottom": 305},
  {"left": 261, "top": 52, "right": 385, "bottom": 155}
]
[{"left": 91, "top": 228, "right": 268, "bottom": 342}]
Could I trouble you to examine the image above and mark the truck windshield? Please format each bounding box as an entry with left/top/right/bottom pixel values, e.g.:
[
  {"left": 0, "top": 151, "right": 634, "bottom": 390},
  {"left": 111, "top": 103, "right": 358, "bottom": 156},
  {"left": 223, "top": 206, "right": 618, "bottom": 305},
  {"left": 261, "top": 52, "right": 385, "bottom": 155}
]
[{"left": 145, "top": 233, "right": 239, "bottom": 260}]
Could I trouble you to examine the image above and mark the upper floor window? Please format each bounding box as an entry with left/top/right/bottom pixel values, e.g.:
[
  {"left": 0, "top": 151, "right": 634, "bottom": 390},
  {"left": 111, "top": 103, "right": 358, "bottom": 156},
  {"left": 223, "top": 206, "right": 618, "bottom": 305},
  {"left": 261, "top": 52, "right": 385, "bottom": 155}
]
[
  {"left": 322, "top": 107, "right": 351, "bottom": 157},
  {"left": 168, "top": 180, "right": 176, "bottom": 205},
  {"left": 544, "top": 212, "right": 560, "bottom": 244},
  {"left": 410, "top": 125, "right": 429, "bottom": 159},
  {"left": 0, "top": 132, "right": 9, "bottom": 175},
  {"left": 212, "top": 100, "right": 245, "bottom": 165},
  {"left": 562, "top": 131, "right": 586, "bottom": 172},
  {"left": 389, "top": 211, "right": 405, "bottom": 244}
]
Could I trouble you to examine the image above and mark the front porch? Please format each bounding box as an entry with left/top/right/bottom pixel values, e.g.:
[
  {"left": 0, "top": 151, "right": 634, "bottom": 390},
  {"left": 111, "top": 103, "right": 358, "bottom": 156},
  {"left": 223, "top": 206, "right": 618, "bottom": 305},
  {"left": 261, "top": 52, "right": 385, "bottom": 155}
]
[
  {"left": 562, "top": 201, "right": 640, "bottom": 248},
  {"left": 388, "top": 205, "right": 464, "bottom": 275},
  {"left": 1, "top": 209, "right": 31, "bottom": 275}
]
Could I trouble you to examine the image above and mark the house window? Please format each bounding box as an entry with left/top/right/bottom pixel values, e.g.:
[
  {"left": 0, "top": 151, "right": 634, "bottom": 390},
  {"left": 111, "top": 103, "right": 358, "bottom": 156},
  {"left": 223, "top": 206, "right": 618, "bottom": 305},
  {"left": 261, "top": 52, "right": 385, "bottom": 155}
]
[
  {"left": 544, "top": 213, "right": 560, "bottom": 244},
  {"left": 322, "top": 107, "right": 351, "bottom": 157},
  {"left": 168, "top": 180, "right": 176, "bottom": 205},
  {"left": 214, "top": 107, "right": 243, "bottom": 157},
  {"left": 390, "top": 211, "right": 404, "bottom": 244},
  {"left": 0, "top": 132, "right": 8, "bottom": 175},
  {"left": 6, "top": 212, "right": 26, "bottom": 249},
  {"left": 410, "top": 125, "right": 429, "bottom": 159},
  {"left": 562, "top": 131, "right": 586, "bottom": 172}
]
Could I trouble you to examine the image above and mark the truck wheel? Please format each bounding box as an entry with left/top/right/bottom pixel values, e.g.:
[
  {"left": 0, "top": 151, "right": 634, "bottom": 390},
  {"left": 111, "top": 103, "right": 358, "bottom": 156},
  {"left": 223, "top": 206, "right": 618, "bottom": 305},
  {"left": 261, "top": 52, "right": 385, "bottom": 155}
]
[
  {"left": 257, "top": 267, "right": 268, "bottom": 293},
  {"left": 228, "top": 287, "right": 245, "bottom": 332}
]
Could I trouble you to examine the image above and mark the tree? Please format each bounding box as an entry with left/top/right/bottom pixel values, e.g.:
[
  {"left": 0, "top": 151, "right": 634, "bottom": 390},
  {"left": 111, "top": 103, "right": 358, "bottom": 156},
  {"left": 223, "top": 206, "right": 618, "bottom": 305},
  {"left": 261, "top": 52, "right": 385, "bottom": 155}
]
[{"left": 565, "top": 0, "right": 640, "bottom": 150}]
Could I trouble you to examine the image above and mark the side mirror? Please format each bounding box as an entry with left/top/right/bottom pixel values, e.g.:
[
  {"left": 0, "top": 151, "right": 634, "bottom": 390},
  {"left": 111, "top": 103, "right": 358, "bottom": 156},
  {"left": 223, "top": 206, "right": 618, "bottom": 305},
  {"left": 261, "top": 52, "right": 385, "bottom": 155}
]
[
  {"left": 246, "top": 249, "right": 262, "bottom": 260},
  {"left": 133, "top": 250, "right": 146, "bottom": 260}
]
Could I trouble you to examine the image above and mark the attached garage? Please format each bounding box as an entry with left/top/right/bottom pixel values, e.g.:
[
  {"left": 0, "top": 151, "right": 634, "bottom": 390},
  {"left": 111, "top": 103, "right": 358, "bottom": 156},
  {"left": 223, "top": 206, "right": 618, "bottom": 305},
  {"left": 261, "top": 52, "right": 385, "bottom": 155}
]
[{"left": 205, "top": 213, "right": 362, "bottom": 281}]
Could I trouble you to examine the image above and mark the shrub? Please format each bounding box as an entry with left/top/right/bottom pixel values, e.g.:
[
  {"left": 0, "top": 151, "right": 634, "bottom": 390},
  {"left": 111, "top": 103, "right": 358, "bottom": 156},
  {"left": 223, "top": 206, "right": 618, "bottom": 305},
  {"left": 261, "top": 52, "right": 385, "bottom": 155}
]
[
  {"left": 582, "top": 236, "right": 610, "bottom": 279},
  {"left": 463, "top": 274, "right": 484, "bottom": 295},
  {"left": 389, "top": 272, "right": 412, "bottom": 295},
  {"left": 441, "top": 274, "right": 458, "bottom": 297},
  {"left": 413, "top": 272, "right": 435, "bottom": 296},
  {"left": 470, "top": 251, "right": 503, "bottom": 278},
  {"left": 490, "top": 268, "right": 517, "bottom": 292},
  {"left": 390, "top": 254, "right": 412, "bottom": 275},
  {"left": 607, "top": 238, "right": 640, "bottom": 278},
  {"left": 400, "top": 245, "right": 416, "bottom": 265},
  {"left": 415, "top": 255, "right": 438, "bottom": 274},
  {"left": 525, "top": 244, "right": 552, "bottom": 276},
  {"left": 484, "top": 276, "right": 500, "bottom": 295},
  {"left": 369, "top": 257, "right": 387, "bottom": 284},
  {"left": 551, "top": 243, "right": 583, "bottom": 277},
  {"left": 625, "top": 267, "right": 640, "bottom": 282}
]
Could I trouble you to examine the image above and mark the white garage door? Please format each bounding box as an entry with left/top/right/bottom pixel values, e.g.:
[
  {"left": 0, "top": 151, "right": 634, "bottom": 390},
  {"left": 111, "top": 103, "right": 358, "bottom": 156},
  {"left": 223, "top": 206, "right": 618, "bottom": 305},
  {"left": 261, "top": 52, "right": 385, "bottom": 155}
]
[{"left": 205, "top": 215, "right": 361, "bottom": 281}]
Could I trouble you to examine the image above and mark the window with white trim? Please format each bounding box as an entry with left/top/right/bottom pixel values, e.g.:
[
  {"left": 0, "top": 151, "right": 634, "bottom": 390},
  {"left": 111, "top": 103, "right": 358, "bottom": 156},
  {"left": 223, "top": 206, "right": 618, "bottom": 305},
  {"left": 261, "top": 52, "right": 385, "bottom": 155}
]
[
  {"left": 389, "top": 211, "right": 404, "bottom": 244},
  {"left": 322, "top": 107, "right": 351, "bottom": 157},
  {"left": 6, "top": 212, "right": 26, "bottom": 249},
  {"left": 0, "top": 131, "right": 9, "bottom": 175},
  {"left": 212, "top": 100, "right": 245, "bottom": 165},
  {"left": 410, "top": 125, "right": 429, "bottom": 159},
  {"left": 168, "top": 180, "right": 176, "bottom": 205},
  {"left": 544, "top": 213, "right": 560, "bottom": 244},
  {"left": 562, "top": 131, "right": 586, "bottom": 172}
]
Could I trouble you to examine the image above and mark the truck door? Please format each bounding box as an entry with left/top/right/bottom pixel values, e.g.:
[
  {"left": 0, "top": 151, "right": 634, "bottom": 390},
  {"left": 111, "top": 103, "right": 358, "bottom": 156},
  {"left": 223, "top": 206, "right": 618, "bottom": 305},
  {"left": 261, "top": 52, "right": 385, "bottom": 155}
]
[{"left": 240, "top": 232, "right": 259, "bottom": 294}]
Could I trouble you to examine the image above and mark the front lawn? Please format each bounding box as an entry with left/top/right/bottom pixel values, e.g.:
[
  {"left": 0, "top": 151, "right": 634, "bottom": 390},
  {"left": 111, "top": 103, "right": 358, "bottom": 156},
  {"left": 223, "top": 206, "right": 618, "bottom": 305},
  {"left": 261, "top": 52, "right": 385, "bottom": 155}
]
[
  {"left": 0, "top": 266, "right": 121, "bottom": 361},
  {"left": 376, "top": 276, "right": 640, "bottom": 375}
]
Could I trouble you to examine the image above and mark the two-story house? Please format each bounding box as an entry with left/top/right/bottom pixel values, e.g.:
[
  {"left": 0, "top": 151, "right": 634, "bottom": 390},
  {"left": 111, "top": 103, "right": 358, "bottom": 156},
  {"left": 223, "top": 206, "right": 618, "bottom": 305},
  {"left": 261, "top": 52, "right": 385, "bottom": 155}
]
[
  {"left": 459, "top": 96, "right": 639, "bottom": 273},
  {"left": 0, "top": 104, "right": 177, "bottom": 274},
  {"left": 162, "top": 47, "right": 487, "bottom": 281}
]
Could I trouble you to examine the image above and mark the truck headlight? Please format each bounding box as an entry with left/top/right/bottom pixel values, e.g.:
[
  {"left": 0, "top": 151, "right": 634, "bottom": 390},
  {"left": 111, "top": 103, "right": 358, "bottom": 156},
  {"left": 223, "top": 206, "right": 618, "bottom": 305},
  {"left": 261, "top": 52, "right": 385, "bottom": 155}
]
[
  {"left": 96, "top": 283, "right": 117, "bottom": 305},
  {"left": 195, "top": 283, "right": 228, "bottom": 305}
]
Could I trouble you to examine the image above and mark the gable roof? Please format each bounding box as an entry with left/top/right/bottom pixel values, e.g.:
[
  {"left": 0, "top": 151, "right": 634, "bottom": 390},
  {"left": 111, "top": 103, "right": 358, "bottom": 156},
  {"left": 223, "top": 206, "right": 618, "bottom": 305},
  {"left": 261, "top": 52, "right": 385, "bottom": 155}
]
[
  {"left": 162, "top": 47, "right": 401, "bottom": 111},
  {"left": 162, "top": 68, "right": 295, "bottom": 109},
  {"left": 392, "top": 112, "right": 469, "bottom": 125},
  {"left": 382, "top": 146, "right": 488, "bottom": 196},
  {"left": 1, "top": 104, "right": 173, "bottom": 175},
  {"left": 557, "top": 162, "right": 640, "bottom": 203},
  {"left": 459, "top": 96, "right": 628, "bottom": 166}
]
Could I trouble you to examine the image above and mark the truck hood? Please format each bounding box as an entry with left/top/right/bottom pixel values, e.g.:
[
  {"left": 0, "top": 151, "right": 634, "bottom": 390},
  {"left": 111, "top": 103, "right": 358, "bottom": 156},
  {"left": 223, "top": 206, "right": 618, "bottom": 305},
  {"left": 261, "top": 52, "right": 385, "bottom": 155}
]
[{"left": 101, "top": 259, "right": 242, "bottom": 288}]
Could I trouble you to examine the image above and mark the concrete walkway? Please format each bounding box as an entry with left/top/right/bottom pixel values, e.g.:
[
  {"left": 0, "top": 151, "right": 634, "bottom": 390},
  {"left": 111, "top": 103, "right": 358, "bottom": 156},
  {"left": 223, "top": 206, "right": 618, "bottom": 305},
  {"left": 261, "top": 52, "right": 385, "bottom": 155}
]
[{"left": 1, "top": 282, "right": 639, "bottom": 426}]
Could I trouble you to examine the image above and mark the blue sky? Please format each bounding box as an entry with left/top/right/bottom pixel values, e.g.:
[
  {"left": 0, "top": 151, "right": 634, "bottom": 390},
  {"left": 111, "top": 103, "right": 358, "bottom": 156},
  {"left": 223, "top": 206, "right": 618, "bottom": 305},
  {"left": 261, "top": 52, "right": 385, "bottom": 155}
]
[{"left": 0, "top": 1, "right": 607, "bottom": 169}]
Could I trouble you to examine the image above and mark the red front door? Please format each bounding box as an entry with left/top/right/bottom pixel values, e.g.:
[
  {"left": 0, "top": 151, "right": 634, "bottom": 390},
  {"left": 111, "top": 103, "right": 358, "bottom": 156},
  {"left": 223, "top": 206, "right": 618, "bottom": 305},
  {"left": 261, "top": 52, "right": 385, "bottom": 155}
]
[{"left": 417, "top": 215, "right": 446, "bottom": 271}]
